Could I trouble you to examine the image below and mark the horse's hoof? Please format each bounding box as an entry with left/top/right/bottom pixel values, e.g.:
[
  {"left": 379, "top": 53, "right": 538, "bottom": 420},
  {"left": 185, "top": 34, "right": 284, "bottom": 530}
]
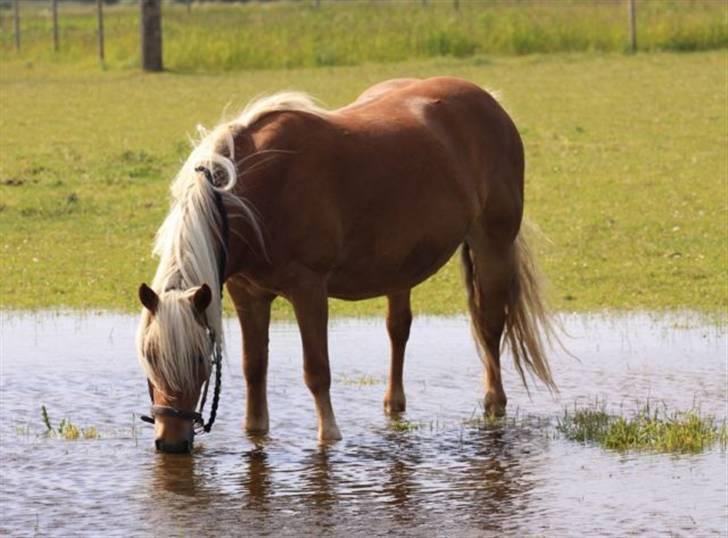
[
  {"left": 318, "top": 425, "right": 343, "bottom": 443},
  {"left": 245, "top": 417, "right": 269, "bottom": 435},
  {"left": 384, "top": 395, "right": 406, "bottom": 414},
  {"left": 484, "top": 392, "right": 507, "bottom": 417}
]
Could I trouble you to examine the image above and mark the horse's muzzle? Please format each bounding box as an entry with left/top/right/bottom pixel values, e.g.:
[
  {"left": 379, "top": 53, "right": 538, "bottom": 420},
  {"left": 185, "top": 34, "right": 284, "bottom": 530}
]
[{"left": 155, "top": 438, "right": 193, "bottom": 454}]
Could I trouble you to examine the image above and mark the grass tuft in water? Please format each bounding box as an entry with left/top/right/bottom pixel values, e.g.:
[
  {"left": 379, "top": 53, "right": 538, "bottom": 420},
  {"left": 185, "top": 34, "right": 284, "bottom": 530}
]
[
  {"left": 41, "top": 404, "right": 52, "bottom": 432},
  {"left": 40, "top": 405, "right": 100, "bottom": 441},
  {"left": 390, "top": 419, "right": 423, "bottom": 433},
  {"left": 336, "top": 374, "right": 383, "bottom": 386},
  {"left": 558, "top": 402, "right": 725, "bottom": 453}
]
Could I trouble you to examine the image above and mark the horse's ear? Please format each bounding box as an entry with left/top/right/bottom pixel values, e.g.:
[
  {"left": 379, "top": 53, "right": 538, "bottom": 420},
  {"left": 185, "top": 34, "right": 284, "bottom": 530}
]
[
  {"left": 139, "top": 283, "right": 159, "bottom": 314},
  {"left": 191, "top": 284, "right": 212, "bottom": 314}
]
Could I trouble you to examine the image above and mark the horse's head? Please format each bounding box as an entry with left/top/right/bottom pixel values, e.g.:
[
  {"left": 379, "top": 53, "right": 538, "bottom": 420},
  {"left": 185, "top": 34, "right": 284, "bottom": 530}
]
[{"left": 136, "top": 283, "right": 213, "bottom": 453}]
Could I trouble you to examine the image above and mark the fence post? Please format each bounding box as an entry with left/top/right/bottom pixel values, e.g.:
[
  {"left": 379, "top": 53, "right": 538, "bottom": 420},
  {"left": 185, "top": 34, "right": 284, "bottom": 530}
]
[
  {"left": 13, "top": 0, "right": 20, "bottom": 52},
  {"left": 141, "top": 0, "right": 163, "bottom": 72},
  {"left": 52, "top": 0, "right": 59, "bottom": 52},
  {"left": 628, "top": 0, "right": 637, "bottom": 53},
  {"left": 96, "top": 0, "right": 105, "bottom": 62}
]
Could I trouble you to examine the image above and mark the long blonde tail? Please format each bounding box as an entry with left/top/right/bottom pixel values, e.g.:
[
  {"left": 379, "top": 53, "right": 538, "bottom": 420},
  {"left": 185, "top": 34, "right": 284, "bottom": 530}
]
[{"left": 461, "top": 224, "right": 558, "bottom": 391}]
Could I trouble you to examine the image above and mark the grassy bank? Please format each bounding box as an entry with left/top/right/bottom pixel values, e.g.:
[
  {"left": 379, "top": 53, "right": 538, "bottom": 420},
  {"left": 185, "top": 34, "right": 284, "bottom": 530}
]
[
  {"left": 0, "top": 51, "right": 725, "bottom": 317},
  {"left": 1, "top": 1, "right": 725, "bottom": 71}
]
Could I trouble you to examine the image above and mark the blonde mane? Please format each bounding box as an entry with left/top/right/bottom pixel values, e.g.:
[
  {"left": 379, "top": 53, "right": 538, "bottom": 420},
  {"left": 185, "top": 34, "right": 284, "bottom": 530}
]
[{"left": 137, "top": 91, "right": 328, "bottom": 394}]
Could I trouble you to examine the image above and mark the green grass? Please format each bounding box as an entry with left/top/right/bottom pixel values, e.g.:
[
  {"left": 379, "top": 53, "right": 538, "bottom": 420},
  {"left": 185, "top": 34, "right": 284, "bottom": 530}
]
[
  {"left": 557, "top": 402, "right": 727, "bottom": 453},
  {"left": 40, "top": 404, "right": 100, "bottom": 440},
  {"left": 336, "top": 373, "right": 384, "bottom": 386},
  {"left": 389, "top": 419, "right": 424, "bottom": 433},
  {"left": 0, "top": 51, "right": 726, "bottom": 317},
  {"left": 1, "top": 1, "right": 725, "bottom": 71}
]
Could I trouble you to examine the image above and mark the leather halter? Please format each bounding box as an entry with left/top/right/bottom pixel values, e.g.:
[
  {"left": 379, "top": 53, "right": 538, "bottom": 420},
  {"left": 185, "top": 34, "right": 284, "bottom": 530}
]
[
  {"left": 139, "top": 165, "right": 228, "bottom": 435},
  {"left": 140, "top": 329, "right": 222, "bottom": 434}
]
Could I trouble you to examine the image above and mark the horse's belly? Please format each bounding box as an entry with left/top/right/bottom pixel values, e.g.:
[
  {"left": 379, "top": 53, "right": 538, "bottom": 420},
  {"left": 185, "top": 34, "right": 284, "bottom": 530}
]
[{"left": 325, "top": 238, "right": 461, "bottom": 300}]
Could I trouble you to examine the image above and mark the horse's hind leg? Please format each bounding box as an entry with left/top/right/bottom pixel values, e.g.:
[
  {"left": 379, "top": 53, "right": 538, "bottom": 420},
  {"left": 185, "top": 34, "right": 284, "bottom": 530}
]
[
  {"left": 462, "top": 225, "right": 518, "bottom": 416},
  {"left": 228, "top": 280, "right": 274, "bottom": 434},
  {"left": 384, "top": 290, "right": 412, "bottom": 414}
]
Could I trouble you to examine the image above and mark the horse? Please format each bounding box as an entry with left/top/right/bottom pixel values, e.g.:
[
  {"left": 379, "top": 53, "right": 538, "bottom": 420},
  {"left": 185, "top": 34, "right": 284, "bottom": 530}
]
[{"left": 136, "top": 77, "right": 557, "bottom": 453}]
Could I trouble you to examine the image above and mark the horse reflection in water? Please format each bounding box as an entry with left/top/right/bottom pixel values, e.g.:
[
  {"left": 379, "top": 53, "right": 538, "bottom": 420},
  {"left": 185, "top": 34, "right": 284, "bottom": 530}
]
[
  {"left": 455, "top": 425, "right": 542, "bottom": 534},
  {"left": 134, "top": 77, "right": 559, "bottom": 452},
  {"left": 242, "top": 448, "right": 273, "bottom": 509},
  {"left": 151, "top": 454, "right": 201, "bottom": 498},
  {"left": 145, "top": 427, "right": 535, "bottom": 536}
]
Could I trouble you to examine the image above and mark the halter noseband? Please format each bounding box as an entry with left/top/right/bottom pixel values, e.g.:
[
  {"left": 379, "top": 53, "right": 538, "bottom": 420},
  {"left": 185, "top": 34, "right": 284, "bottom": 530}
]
[{"left": 139, "top": 165, "right": 229, "bottom": 435}]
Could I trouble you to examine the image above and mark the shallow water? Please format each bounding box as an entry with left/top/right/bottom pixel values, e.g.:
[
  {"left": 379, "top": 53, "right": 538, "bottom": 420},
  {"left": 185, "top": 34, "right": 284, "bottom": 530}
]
[{"left": 0, "top": 312, "right": 725, "bottom": 537}]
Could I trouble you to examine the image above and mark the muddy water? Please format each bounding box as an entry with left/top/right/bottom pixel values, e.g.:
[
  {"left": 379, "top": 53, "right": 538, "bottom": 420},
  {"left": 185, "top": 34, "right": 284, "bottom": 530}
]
[{"left": 0, "top": 312, "right": 725, "bottom": 537}]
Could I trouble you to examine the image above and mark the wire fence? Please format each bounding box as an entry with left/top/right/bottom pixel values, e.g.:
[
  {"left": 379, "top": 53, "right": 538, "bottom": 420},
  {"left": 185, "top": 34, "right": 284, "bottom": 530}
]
[{"left": 1, "top": 0, "right": 724, "bottom": 72}]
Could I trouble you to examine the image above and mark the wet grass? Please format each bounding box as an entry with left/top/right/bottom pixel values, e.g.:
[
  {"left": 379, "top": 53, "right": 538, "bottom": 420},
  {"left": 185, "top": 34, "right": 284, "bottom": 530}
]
[
  {"left": 557, "top": 402, "right": 727, "bottom": 453},
  {"left": 28, "top": 401, "right": 728, "bottom": 454},
  {"left": 1, "top": 1, "right": 724, "bottom": 71},
  {"left": 336, "top": 374, "right": 383, "bottom": 386},
  {"left": 40, "top": 404, "right": 100, "bottom": 440},
  {"left": 390, "top": 402, "right": 726, "bottom": 454},
  {"left": 389, "top": 419, "right": 424, "bottom": 433},
  {"left": 0, "top": 52, "right": 725, "bottom": 316}
]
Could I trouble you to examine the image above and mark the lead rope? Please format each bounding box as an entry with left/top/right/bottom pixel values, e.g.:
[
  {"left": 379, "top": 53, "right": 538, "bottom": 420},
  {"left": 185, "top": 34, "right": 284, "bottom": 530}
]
[
  {"left": 198, "top": 165, "right": 228, "bottom": 434},
  {"left": 203, "top": 341, "right": 223, "bottom": 433}
]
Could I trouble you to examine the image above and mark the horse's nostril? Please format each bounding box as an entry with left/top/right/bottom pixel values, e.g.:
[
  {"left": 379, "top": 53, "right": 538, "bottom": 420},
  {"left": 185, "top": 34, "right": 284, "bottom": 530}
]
[{"left": 155, "top": 438, "right": 163, "bottom": 451}]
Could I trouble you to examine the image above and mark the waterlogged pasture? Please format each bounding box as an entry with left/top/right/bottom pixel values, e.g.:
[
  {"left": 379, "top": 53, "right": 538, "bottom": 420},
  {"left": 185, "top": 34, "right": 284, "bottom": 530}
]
[{"left": 1, "top": 312, "right": 725, "bottom": 536}]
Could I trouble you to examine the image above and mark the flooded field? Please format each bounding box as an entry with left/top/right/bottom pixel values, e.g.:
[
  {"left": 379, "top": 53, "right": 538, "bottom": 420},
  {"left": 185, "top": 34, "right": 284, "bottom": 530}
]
[{"left": 1, "top": 312, "right": 725, "bottom": 537}]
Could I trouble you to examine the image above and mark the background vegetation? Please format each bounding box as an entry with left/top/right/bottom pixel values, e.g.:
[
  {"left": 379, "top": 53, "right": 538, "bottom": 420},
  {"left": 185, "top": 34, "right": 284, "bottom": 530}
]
[
  {"left": 0, "top": 1, "right": 726, "bottom": 71},
  {"left": 1, "top": 49, "right": 724, "bottom": 317}
]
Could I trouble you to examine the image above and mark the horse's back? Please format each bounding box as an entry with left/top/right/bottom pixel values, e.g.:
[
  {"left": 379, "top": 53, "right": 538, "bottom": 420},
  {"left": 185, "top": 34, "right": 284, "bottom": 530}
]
[
  {"left": 337, "top": 76, "right": 521, "bottom": 188},
  {"left": 333, "top": 76, "right": 523, "bottom": 220}
]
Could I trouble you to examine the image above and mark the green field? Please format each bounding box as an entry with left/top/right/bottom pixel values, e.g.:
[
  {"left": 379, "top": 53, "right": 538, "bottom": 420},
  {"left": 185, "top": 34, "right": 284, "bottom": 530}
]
[
  {"left": 1, "top": 1, "right": 726, "bottom": 71},
  {"left": 1, "top": 50, "right": 725, "bottom": 317}
]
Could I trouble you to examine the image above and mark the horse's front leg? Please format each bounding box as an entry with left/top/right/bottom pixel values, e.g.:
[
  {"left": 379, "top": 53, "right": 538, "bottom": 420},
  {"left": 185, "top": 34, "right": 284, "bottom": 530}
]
[
  {"left": 290, "top": 277, "right": 342, "bottom": 442},
  {"left": 229, "top": 281, "right": 274, "bottom": 434}
]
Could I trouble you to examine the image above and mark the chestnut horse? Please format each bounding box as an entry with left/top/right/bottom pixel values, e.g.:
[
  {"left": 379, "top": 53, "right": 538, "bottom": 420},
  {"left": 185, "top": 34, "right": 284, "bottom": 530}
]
[{"left": 136, "top": 77, "right": 557, "bottom": 453}]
